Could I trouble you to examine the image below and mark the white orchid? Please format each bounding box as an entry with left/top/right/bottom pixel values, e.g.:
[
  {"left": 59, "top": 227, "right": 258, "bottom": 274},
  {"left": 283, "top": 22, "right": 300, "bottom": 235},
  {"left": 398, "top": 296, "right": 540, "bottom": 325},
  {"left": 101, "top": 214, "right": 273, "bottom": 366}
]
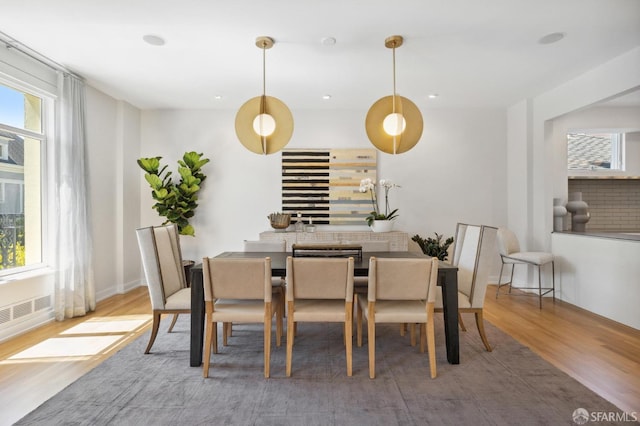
[{"left": 359, "top": 177, "right": 400, "bottom": 226}]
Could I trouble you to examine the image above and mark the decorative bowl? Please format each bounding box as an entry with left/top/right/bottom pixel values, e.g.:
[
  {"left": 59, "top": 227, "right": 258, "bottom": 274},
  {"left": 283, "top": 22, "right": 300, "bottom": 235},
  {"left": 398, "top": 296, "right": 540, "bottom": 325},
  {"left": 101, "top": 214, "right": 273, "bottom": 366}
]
[{"left": 268, "top": 213, "right": 291, "bottom": 230}]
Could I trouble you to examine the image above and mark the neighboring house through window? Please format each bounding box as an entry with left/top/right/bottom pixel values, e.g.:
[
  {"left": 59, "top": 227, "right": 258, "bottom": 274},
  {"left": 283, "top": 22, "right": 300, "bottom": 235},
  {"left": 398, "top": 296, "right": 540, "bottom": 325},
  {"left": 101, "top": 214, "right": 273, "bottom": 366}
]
[{"left": 567, "top": 132, "right": 625, "bottom": 171}]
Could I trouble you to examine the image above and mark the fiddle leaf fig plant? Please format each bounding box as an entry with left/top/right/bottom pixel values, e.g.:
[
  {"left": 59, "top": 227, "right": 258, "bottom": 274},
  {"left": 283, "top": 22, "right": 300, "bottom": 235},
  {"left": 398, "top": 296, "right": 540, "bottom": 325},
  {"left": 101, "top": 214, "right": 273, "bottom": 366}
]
[
  {"left": 137, "top": 151, "right": 210, "bottom": 236},
  {"left": 412, "top": 232, "right": 454, "bottom": 261}
]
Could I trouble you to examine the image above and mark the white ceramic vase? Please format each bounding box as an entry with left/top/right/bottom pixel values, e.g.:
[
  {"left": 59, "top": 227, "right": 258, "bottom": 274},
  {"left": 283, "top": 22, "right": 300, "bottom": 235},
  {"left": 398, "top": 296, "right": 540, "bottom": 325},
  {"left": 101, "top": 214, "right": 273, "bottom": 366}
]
[
  {"left": 553, "top": 198, "right": 567, "bottom": 232},
  {"left": 371, "top": 220, "right": 394, "bottom": 233}
]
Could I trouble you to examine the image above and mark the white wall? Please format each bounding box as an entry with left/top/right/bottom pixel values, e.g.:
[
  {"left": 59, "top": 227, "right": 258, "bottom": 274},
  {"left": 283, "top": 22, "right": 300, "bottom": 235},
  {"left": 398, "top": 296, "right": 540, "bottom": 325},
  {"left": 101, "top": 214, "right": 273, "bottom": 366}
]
[
  {"left": 86, "top": 90, "right": 142, "bottom": 299},
  {"left": 140, "top": 108, "right": 507, "bottom": 262}
]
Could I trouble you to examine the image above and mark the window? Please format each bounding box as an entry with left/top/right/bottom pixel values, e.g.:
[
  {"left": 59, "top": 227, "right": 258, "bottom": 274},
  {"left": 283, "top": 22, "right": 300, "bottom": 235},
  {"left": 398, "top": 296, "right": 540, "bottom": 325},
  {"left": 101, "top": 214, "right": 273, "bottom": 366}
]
[
  {"left": 567, "top": 132, "right": 625, "bottom": 171},
  {"left": 0, "top": 82, "right": 46, "bottom": 274}
]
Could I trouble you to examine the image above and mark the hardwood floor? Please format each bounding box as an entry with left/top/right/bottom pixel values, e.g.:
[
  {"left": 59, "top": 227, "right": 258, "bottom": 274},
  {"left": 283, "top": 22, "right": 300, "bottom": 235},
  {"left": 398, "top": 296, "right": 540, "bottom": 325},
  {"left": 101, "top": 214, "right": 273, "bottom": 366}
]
[
  {"left": 0, "top": 287, "right": 153, "bottom": 426},
  {"left": 483, "top": 284, "right": 640, "bottom": 414},
  {"left": 1, "top": 285, "right": 638, "bottom": 425}
]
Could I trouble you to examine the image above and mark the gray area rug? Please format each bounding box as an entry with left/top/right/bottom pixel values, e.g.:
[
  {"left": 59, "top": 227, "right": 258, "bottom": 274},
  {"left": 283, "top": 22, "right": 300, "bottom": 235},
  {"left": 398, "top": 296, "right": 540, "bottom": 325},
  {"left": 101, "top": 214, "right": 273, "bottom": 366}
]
[{"left": 16, "top": 315, "right": 625, "bottom": 425}]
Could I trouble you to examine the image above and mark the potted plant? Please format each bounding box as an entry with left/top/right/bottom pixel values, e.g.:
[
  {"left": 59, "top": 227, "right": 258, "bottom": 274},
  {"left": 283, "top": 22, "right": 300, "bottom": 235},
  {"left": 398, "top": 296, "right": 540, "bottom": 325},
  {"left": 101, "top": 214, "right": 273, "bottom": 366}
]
[
  {"left": 411, "top": 232, "right": 454, "bottom": 261},
  {"left": 359, "top": 178, "right": 400, "bottom": 232},
  {"left": 137, "top": 151, "right": 210, "bottom": 236}
]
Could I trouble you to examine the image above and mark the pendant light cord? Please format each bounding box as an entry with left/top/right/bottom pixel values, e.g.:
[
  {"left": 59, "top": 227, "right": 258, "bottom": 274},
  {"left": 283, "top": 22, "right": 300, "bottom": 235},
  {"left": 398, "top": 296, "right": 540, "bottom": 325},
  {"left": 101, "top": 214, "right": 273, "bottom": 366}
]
[{"left": 392, "top": 43, "right": 397, "bottom": 113}]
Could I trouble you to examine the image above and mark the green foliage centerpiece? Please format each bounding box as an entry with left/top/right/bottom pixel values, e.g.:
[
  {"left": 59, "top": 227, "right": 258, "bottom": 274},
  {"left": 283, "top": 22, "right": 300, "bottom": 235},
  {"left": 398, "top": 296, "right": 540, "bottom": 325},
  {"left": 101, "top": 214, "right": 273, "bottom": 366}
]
[
  {"left": 412, "top": 232, "right": 454, "bottom": 261},
  {"left": 137, "top": 151, "right": 210, "bottom": 236}
]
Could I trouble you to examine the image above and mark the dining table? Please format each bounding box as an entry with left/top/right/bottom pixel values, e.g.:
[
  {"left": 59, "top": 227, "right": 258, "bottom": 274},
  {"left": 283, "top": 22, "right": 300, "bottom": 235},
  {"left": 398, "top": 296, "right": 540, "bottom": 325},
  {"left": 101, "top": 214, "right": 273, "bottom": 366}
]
[{"left": 188, "top": 251, "right": 460, "bottom": 367}]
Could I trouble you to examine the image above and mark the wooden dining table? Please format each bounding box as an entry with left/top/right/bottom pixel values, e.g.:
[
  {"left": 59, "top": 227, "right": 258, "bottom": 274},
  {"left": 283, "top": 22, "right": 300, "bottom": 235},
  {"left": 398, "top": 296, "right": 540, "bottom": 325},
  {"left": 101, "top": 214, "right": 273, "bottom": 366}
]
[{"left": 188, "top": 251, "right": 460, "bottom": 367}]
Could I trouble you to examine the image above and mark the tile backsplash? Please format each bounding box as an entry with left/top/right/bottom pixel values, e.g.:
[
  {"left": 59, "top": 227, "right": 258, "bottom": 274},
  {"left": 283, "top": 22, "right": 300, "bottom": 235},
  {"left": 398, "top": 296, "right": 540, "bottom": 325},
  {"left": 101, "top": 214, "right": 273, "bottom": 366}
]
[{"left": 567, "top": 179, "right": 640, "bottom": 231}]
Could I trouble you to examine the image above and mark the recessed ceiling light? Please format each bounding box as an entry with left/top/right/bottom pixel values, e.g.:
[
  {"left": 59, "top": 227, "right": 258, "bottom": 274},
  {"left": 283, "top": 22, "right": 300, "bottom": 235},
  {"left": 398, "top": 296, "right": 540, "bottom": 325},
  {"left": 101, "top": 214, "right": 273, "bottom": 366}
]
[
  {"left": 142, "top": 34, "right": 166, "bottom": 46},
  {"left": 321, "top": 37, "right": 336, "bottom": 46},
  {"left": 322, "top": 94, "right": 332, "bottom": 100},
  {"left": 214, "top": 95, "right": 222, "bottom": 100},
  {"left": 538, "top": 32, "right": 565, "bottom": 45},
  {"left": 428, "top": 94, "right": 439, "bottom": 99}
]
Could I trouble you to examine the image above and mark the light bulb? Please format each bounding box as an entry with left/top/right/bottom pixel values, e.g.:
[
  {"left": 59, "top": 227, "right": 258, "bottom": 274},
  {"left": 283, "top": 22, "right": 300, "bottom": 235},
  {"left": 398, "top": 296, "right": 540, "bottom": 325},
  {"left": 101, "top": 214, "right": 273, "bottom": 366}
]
[
  {"left": 252, "top": 113, "right": 276, "bottom": 136},
  {"left": 383, "top": 113, "right": 406, "bottom": 136}
]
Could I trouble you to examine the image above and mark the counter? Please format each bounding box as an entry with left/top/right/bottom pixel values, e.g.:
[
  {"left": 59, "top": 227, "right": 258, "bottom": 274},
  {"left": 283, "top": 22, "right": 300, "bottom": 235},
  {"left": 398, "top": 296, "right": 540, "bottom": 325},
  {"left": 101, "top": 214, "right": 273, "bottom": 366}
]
[{"left": 551, "top": 231, "right": 639, "bottom": 330}]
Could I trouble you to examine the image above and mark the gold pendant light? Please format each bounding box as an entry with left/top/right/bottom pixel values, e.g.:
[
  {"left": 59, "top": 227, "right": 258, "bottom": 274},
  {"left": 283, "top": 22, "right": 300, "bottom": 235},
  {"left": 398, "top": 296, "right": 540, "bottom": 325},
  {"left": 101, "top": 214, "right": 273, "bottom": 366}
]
[
  {"left": 365, "top": 35, "right": 423, "bottom": 154},
  {"left": 235, "top": 36, "right": 294, "bottom": 155}
]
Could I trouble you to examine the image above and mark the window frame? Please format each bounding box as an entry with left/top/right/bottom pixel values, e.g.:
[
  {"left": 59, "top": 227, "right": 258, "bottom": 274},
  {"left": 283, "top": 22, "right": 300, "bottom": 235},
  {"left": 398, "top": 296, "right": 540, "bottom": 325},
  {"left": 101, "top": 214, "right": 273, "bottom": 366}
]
[
  {"left": 567, "top": 130, "right": 626, "bottom": 173},
  {"left": 0, "top": 76, "right": 52, "bottom": 277}
]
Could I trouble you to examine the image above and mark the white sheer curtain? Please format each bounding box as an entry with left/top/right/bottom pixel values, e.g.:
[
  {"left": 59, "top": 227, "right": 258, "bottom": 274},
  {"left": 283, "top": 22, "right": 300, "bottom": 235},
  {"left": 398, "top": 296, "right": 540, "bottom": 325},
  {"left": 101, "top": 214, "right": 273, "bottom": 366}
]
[{"left": 52, "top": 73, "right": 95, "bottom": 320}]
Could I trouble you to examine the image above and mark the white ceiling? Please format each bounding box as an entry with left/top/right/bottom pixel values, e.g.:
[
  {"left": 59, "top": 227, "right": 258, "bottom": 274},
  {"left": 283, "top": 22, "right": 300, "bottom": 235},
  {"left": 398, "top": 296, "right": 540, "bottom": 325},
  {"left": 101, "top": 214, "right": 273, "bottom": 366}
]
[{"left": 1, "top": 0, "right": 639, "bottom": 110}]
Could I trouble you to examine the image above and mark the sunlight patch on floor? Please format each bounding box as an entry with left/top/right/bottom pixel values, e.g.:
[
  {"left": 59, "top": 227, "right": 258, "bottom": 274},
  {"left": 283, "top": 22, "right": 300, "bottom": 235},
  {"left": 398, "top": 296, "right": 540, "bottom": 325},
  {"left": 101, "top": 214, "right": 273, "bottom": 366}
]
[
  {"left": 61, "top": 317, "right": 150, "bottom": 335},
  {"left": 7, "top": 335, "right": 123, "bottom": 360},
  {"left": 1, "top": 314, "right": 152, "bottom": 364}
]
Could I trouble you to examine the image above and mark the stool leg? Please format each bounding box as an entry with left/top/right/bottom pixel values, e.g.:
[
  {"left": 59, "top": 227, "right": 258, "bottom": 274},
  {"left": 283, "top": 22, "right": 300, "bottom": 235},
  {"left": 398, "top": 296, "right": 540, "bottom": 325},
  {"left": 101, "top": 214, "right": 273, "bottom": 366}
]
[
  {"left": 496, "top": 262, "right": 505, "bottom": 298},
  {"left": 552, "top": 261, "right": 556, "bottom": 302},
  {"left": 538, "top": 265, "right": 543, "bottom": 309}
]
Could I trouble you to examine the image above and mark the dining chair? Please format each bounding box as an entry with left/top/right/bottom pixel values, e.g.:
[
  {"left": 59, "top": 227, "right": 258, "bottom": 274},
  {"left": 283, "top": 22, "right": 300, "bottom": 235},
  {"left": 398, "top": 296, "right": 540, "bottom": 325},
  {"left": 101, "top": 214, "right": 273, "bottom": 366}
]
[
  {"left": 243, "top": 239, "right": 286, "bottom": 326},
  {"left": 495, "top": 227, "right": 555, "bottom": 309},
  {"left": 356, "top": 256, "right": 439, "bottom": 379},
  {"left": 285, "top": 256, "right": 355, "bottom": 377},
  {"left": 201, "top": 256, "right": 282, "bottom": 378},
  {"left": 136, "top": 224, "right": 191, "bottom": 354},
  {"left": 435, "top": 223, "right": 497, "bottom": 352}
]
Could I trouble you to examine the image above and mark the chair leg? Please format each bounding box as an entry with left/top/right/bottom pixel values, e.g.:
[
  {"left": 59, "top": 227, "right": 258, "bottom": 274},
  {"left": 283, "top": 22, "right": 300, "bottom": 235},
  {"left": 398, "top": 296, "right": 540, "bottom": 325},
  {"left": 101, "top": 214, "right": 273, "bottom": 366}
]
[
  {"left": 203, "top": 318, "right": 213, "bottom": 378},
  {"left": 410, "top": 323, "right": 417, "bottom": 347},
  {"left": 427, "top": 310, "right": 436, "bottom": 379},
  {"left": 419, "top": 323, "right": 425, "bottom": 353},
  {"left": 400, "top": 323, "right": 407, "bottom": 336},
  {"left": 275, "top": 300, "right": 283, "bottom": 347},
  {"left": 264, "top": 302, "right": 272, "bottom": 378},
  {"left": 286, "top": 301, "right": 294, "bottom": 377},
  {"left": 474, "top": 310, "right": 492, "bottom": 352},
  {"left": 212, "top": 321, "right": 218, "bottom": 354},
  {"left": 168, "top": 313, "right": 179, "bottom": 333},
  {"left": 345, "top": 302, "right": 353, "bottom": 377},
  {"left": 356, "top": 297, "right": 363, "bottom": 347},
  {"left": 144, "top": 311, "right": 162, "bottom": 354},
  {"left": 458, "top": 313, "right": 467, "bottom": 331},
  {"left": 223, "top": 322, "right": 229, "bottom": 346},
  {"left": 368, "top": 302, "right": 376, "bottom": 379}
]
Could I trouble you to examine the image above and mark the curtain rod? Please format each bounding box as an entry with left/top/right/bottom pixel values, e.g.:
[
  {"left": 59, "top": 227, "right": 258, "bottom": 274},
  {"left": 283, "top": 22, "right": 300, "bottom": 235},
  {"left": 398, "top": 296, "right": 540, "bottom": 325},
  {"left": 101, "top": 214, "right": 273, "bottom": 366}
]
[{"left": 0, "top": 30, "right": 84, "bottom": 81}]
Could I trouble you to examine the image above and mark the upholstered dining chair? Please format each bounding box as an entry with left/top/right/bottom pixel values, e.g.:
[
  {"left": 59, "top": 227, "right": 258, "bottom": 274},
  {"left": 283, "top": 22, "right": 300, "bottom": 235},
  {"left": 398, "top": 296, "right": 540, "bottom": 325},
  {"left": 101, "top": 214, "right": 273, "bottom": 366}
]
[
  {"left": 201, "top": 256, "right": 282, "bottom": 378},
  {"left": 435, "top": 223, "right": 497, "bottom": 352},
  {"left": 495, "top": 227, "right": 555, "bottom": 309},
  {"left": 285, "top": 256, "right": 355, "bottom": 377},
  {"left": 357, "top": 256, "right": 439, "bottom": 379},
  {"left": 136, "top": 224, "right": 191, "bottom": 354},
  {"left": 345, "top": 240, "right": 390, "bottom": 291},
  {"left": 243, "top": 239, "right": 286, "bottom": 329}
]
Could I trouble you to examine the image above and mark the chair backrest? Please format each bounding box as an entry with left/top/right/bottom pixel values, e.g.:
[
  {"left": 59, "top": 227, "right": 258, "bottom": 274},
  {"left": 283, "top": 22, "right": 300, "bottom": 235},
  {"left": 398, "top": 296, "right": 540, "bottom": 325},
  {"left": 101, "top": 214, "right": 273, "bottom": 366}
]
[
  {"left": 243, "top": 240, "right": 286, "bottom": 252},
  {"left": 343, "top": 240, "right": 390, "bottom": 252},
  {"left": 496, "top": 227, "right": 520, "bottom": 256},
  {"left": 367, "top": 257, "right": 439, "bottom": 303},
  {"left": 286, "top": 256, "right": 354, "bottom": 301},
  {"left": 202, "top": 257, "right": 272, "bottom": 302},
  {"left": 136, "top": 224, "right": 187, "bottom": 310},
  {"left": 451, "top": 223, "right": 497, "bottom": 308}
]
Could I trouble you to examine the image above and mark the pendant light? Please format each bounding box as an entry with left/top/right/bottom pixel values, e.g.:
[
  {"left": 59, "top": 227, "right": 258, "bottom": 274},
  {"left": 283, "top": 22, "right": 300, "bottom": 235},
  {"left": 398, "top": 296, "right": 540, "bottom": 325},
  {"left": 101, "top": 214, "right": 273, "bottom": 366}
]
[
  {"left": 365, "top": 35, "right": 423, "bottom": 154},
  {"left": 235, "top": 36, "right": 294, "bottom": 155}
]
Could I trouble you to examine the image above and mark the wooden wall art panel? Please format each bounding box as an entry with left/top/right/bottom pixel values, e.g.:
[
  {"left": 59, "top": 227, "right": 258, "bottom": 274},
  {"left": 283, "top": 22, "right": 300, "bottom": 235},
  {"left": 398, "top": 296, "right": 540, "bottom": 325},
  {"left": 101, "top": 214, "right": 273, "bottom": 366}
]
[{"left": 281, "top": 149, "right": 377, "bottom": 225}]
